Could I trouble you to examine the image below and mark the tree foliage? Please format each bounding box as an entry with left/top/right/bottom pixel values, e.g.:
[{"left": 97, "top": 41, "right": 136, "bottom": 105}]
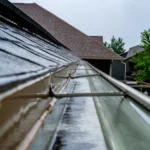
[
  {"left": 131, "top": 29, "right": 150, "bottom": 81},
  {"left": 104, "top": 41, "right": 110, "bottom": 48},
  {"left": 104, "top": 36, "right": 126, "bottom": 54}
]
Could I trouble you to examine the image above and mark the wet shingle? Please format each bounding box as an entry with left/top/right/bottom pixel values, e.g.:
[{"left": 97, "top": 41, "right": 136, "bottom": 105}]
[{"left": 0, "top": 20, "right": 77, "bottom": 92}]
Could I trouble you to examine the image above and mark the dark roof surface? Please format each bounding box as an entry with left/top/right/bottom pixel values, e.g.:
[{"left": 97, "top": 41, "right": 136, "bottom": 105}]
[
  {"left": 120, "top": 51, "right": 128, "bottom": 58},
  {"left": 126, "top": 45, "right": 144, "bottom": 59},
  {"left": 89, "top": 36, "right": 103, "bottom": 44},
  {"left": 14, "top": 3, "right": 123, "bottom": 60},
  {"left": 0, "top": 0, "right": 69, "bottom": 48},
  {"left": 0, "top": 19, "right": 77, "bottom": 93}
]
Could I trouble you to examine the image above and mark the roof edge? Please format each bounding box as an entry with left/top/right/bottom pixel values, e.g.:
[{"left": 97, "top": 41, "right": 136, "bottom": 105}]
[
  {"left": 13, "top": 2, "right": 123, "bottom": 60},
  {"left": 80, "top": 56, "right": 124, "bottom": 60},
  {"left": 3, "top": 1, "right": 70, "bottom": 50}
]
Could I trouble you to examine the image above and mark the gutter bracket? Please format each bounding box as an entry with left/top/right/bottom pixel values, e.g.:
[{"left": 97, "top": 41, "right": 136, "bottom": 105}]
[
  {"left": 10, "top": 85, "right": 126, "bottom": 100},
  {"left": 54, "top": 73, "right": 100, "bottom": 79}
]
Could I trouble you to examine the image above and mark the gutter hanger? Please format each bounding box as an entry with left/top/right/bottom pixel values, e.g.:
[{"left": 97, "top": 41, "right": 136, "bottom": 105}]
[
  {"left": 11, "top": 85, "right": 125, "bottom": 99},
  {"left": 54, "top": 73, "right": 100, "bottom": 79}
]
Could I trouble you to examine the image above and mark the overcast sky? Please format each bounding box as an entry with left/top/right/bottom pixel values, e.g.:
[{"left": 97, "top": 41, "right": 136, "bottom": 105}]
[{"left": 10, "top": 0, "right": 150, "bottom": 50}]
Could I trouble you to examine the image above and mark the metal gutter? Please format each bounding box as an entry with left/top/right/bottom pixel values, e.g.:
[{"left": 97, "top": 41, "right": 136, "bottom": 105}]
[
  {"left": 0, "top": 61, "right": 78, "bottom": 150},
  {"left": 16, "top": 86, "right": 68, "bottom": 150},
  {"left": 48, "top": 83, "right": 76, "bottom": 150},
  {"left": 15, "top": 63, "right": 77, "bottom": 150},
  {"left": 0, "top": 61, "right": 77, "bottom": 102},
  {"left": 13, "top": 60, "right": 150, "bottom": 150},
  {"left": 87, "top": 62, "right": 150, "bottom": 110},
  {"left": 85, "top": 62, "right": 150, "bottom": 150}
]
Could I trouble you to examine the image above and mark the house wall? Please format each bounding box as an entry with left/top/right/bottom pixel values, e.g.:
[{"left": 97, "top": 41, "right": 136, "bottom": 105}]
[
  {"left": 84, "top": 59, "right": 125, "bottom": 80},
  {"left": 125, "top": 60, "right": 130, "bottom": 73},
  {"left": 84, "top": 59, "right": 111, "bottom": 75},
  {"left": 111, "top": 60, "right": 125, "bottom": 80}
]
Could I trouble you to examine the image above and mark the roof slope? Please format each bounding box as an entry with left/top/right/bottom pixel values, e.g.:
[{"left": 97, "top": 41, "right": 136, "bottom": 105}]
[
  {"left": 14, "top": 3, "right": 122, "bottom": 60},
  {"left": 120, "top": 51, "right": 128, "bottom": 58},
  {"left": 90, "top": 36, "right": 103, "bottom": 44},
  {"left": 126, "top": 45, "right": 144, "bottom": 59},
  {"left": 0, "top": 19, "right": 77, "bottom": 93}
]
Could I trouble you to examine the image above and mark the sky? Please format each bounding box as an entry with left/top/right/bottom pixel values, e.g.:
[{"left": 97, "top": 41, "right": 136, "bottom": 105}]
[{"left": 10, "top": 0, "right": 150, "bottom": 50}]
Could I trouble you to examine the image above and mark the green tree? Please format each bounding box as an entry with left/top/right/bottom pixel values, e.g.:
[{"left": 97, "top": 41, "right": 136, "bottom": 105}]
[
  {"left": 104, "top": 36, "right": 126, "bottom": 54},
  {"left": 104, "top": 41, "right": 110, "bottom": 48},
  {"left": 131, "top": 29, "right": 150, "bottom": 81}
]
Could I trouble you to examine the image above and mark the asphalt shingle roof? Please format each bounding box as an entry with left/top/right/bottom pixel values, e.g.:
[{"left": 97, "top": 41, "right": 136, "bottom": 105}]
[
  {"left": 126, "top": 45, "right": 144, "bottom": 59},
  {"left": 14, "top": 3, "right": 123, "bottom": 60},
  {"left": 90, "top": 36, "right": 103, "bottom": 44}
]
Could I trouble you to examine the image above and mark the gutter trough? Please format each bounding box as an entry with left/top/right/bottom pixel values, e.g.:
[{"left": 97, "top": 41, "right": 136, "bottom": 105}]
[
  {"left": 20, "top": 61, "right": 149, "bottom": 150},
  {"left": 0, "top": 60, "right": 150, "bottom": 150},
  {"left": 87, "top": 62, "right": 150, "bottom": 110}
]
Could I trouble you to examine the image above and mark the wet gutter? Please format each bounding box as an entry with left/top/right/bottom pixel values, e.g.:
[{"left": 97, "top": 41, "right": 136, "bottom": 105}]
[
  {"left": 15, "top": 63, "right": 79, "bottom": 150},
  {"left": 1, "top": 60, "right": 150, "bottom": 150},
  {"left": 0, "top": 61, "right": 77, "bottom": 102},
  {"left": 0, "top": 62, "right": 78, "bottom": 150},
  {"left": 28, "top": 61, "right": 150, "bottom": 150},
  {"left": 87, "top": 62, "right": 150, "bottom": 110},
  {"left": 86, "top": 66, "right": 150, "bottom": 150}
]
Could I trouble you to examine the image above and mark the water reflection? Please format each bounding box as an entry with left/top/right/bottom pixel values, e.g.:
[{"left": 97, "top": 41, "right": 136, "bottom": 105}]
[{"left": 0, "top": 77, "right": 50, "bottom": 150}]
